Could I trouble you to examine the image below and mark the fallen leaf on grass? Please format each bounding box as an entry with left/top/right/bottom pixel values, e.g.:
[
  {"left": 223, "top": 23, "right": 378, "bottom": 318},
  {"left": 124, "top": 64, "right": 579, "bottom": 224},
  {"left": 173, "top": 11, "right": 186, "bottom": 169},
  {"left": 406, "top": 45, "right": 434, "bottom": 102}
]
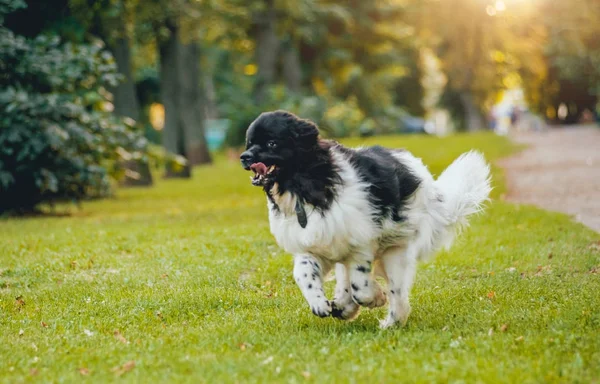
[
  {"left": 78, "top": 368, "right": 90, "bottom": 376},
  {"left": 30, "top": 368, "right": 39, "bottom": 376},
  {"left": 515, "top": 336, "right": 524, "bottom": 342},
  {"left": 40, "top": 321, "right": 48, "bottom": 328},
  {"left": 114, "top": 330, "right": 128, "bottom": 344},
  {"left": 500, "top": 324, "right": 509, "bottom": 332},
  {"left": 239, "top": 342, "right": 252, "bottom": 351},
  {"left": 112, "top": 361, "right": 135, "bottom": 376},
  {"left": 15, "top": 296, "right": 25, "bottom": 310},
  {"left": 487, "top": 291, "right": 496, "bottom": 299},
  {"left": 19, "top": 329, "right": 24, "bottom": 336},
  {"left": 301, "top": 371, "right": 311, "bottom": 379},
  {"left": 488, "top": 328, "right": 494, "bottom": 336}
]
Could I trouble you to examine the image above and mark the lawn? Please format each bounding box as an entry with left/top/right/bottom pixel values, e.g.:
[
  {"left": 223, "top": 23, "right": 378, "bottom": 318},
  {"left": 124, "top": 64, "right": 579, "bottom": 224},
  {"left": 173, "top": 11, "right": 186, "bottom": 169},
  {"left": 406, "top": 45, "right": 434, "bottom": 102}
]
[{"left": 1, "top": 132, "right": 599, "bottom": 383}]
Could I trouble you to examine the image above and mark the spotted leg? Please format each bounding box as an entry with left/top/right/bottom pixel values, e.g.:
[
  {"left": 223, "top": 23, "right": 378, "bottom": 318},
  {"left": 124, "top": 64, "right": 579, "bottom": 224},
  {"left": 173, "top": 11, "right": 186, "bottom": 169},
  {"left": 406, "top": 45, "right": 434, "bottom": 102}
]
[
  {"left": 379, "top": 246, "right": 417, "bottom": 329},
  {"left": 348, "top": 248, "right": 387, "bottom": 308},
  {"left": 293, "top": 254, "right": 332, "bottom": 317},
  {"left": 331, "top": 263, "right": 360, "bottom": 320}
]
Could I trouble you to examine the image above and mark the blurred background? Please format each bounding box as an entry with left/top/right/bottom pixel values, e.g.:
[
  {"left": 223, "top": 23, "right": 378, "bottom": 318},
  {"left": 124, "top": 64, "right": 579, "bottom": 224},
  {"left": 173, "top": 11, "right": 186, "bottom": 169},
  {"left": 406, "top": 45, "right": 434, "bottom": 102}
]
[{"left": 1, "top": 0, "right": 599, "bottom": 214}]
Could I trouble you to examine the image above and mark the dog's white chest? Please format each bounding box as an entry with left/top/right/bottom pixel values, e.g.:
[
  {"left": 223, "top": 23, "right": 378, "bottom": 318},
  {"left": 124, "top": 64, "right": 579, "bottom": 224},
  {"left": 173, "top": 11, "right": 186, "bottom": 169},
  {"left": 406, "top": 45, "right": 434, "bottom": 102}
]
[{"left": 267, "top": 180, "right": 378, "bottom": 261}]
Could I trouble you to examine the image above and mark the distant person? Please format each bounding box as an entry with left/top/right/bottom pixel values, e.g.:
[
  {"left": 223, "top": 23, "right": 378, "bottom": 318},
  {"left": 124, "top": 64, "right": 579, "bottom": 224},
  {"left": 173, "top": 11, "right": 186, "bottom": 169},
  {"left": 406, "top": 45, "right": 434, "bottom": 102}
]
[
  {"left": 487, "top": 108, "right": 497, "bottom": 131},
  {"left": 510, "top": 106, "right": 519, "bottom": 127}
]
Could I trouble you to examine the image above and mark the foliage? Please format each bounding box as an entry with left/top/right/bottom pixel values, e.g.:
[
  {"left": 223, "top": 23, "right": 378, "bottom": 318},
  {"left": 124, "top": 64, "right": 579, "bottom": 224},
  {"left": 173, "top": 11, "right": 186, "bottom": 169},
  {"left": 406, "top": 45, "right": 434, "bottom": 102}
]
[
  {"left": 0, "top": 0, "right": 24, "bottom": 23},
  {"left": 0, "top": 19, "right": 150, "bottom": 213},
  {"left": 1, "top": 133, "right": 599, "bottom": 381},
  {"left": 418, "top": 0, "right": 550, "bottom": 125},
  {"left": 221, "top": 82, "right": 412, "bottom": 148},
  {"left": 544, "top": 0, "right": 600, "bottom": 97},
  {"left": 286, "top": 0, "right": 421, "bottom": 122}
]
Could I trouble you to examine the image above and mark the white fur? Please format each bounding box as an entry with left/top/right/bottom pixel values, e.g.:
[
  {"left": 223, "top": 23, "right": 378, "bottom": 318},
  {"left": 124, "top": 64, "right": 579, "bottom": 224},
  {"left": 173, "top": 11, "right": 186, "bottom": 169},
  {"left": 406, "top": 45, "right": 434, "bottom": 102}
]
[{"left": 268, "top": 147, "right": 491, "bottom": 328}]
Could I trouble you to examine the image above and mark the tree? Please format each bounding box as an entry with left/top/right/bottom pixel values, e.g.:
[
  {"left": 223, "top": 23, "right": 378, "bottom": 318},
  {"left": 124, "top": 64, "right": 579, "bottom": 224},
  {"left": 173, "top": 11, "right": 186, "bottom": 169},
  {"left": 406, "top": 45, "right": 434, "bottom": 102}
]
[
  {"left": 70, "top": 0, "right": 153, "bottom": 185},
  {"left": 417, "top": 0, "right": 551, "bottom": 130},
  {"left": 542, "top": 0, "right": 599, "bottom": 122},
  {"left": 0, "top": 0, "right": 151, "bottom": 213},
  {"left": 252, "top": 0, "right": 278, "bottom": 104},
  {"left": 273, "top": 0, "right": 422, "bottom": 134},
  {"left": 159, "top": 20, "right": 212, "bottom": 176},
  {"left": 133, "top": 0, "right": 213, "bottom": 176}
]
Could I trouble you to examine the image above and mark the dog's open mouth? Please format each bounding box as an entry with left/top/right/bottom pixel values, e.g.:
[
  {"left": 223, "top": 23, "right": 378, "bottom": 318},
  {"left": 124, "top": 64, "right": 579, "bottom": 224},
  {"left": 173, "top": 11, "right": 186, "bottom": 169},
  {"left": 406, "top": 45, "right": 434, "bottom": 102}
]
[{"left": 250, "top": 162, "right": 277, "bottom": 186}]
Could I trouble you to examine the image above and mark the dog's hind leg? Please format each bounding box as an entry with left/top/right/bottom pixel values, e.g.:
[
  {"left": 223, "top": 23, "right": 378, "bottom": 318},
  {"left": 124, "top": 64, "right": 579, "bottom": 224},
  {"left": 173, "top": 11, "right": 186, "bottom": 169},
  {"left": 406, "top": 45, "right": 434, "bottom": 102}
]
[
  {"left": 331, "top": 263, "right": 360, "bottom": 320},
  {"left": 379, "top": 245, "right": 417, "bottom": 329},
  {"left": 348, "top": 248, "right": 387, "bottom": 309},
  {"left": 293, "top": 254, "right": 333, "bottom": 317}
]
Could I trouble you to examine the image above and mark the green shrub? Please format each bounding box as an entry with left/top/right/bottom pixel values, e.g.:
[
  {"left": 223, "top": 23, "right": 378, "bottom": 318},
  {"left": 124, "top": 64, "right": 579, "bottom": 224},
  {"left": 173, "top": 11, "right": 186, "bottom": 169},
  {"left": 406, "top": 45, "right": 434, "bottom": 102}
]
[{"left": 0, "top": 11, "right": 150, "bottom": 214}]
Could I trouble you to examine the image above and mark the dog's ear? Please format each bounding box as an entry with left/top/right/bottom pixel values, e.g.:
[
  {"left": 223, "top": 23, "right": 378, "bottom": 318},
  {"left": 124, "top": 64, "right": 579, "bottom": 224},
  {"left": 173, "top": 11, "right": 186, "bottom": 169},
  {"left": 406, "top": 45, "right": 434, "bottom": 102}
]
[{"left": 291, "top": 117, "right": 319, "bottom": 147}]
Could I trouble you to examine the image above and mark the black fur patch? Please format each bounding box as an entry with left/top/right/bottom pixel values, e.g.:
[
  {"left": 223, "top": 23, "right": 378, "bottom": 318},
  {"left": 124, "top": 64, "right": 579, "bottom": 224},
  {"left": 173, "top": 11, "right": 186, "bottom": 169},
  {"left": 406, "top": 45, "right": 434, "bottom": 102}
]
[
  {"left": 337, "top": 145, "right": 421, "bottom": 223},
  {"left": 243, "top": 111, "right": 342, "bottom": 214}
]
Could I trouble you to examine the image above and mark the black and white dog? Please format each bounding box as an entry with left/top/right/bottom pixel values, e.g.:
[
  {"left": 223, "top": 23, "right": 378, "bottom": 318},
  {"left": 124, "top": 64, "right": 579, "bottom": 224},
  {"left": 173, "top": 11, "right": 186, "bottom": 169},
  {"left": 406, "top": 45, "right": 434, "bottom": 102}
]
[{"left": 240, "top": 111, "right": 491, "bottom": 328}]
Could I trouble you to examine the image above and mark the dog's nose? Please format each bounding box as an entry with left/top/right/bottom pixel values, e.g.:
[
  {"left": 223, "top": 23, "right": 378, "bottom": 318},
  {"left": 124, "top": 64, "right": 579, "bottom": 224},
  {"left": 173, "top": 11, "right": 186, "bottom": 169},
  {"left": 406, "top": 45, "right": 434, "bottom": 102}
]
[{"left": 240, "top": 151, "right": 253, "bottom": 166}]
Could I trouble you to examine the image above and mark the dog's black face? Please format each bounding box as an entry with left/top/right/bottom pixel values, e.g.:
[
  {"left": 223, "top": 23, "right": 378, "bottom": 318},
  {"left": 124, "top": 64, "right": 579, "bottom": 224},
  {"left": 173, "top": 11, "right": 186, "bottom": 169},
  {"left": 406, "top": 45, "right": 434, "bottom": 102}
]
[{"left": 240, "top": 110, "right": 319, "bottom": 187}]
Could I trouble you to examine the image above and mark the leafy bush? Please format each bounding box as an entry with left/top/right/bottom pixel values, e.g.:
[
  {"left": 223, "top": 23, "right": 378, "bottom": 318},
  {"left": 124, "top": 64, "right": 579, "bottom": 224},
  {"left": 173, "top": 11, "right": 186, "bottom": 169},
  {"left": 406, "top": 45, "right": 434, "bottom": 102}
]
[{"left": 0, "top": 8, "right": 150, "bottom": 214}]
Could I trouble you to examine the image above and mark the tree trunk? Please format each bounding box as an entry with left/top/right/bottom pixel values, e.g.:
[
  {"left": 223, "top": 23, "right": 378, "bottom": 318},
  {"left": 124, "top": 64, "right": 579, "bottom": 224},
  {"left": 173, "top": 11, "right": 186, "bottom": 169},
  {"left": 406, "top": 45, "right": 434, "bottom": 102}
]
[
  {"left": 177, "top": 42, "right": 212, "bottom": 166},
  {"left": 459, "top": 92, "right": 485, "bottom": 132},
  {"left": 204, "top": 74, "right": 218, "bottom": 119},
  {"left": 159, "top": 25, "right": 191, "bottom": 178},
  {"left": 109, "top": 37, "right": 153, "bottom": 187},
  {"left": 159, "top": 22, "right": 212, "bottom": 177},
  {"left": 282, "top": 39, "right": 302, "bottom": 93},
  {"left": 254, "top": 0, "right": 278, "bottom": 104},
  {"left": 110, "top": 38, "right": 140, "bottom": 120}
]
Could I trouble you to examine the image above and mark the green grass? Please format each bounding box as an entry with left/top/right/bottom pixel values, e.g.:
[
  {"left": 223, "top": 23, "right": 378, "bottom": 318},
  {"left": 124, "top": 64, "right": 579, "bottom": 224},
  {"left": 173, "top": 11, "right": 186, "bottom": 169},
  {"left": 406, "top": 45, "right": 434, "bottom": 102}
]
[{"left": 1, "top": 132, "right": 598, "bottom": 383}]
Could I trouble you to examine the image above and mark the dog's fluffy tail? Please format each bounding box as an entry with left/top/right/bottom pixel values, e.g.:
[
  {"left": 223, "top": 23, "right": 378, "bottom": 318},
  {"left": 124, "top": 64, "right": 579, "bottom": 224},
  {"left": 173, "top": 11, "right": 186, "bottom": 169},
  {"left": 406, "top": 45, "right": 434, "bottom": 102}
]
[{"left": 428, "top": 151, "right": 492, "bottom": 253}]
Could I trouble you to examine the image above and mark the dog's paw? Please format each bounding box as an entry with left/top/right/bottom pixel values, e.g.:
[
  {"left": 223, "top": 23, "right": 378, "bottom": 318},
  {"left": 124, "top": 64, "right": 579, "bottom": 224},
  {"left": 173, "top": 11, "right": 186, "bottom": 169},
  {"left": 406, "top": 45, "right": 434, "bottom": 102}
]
[
  {"left": 369, "top": 289, "right": 388, "bottom": 308},
  {"left": 352, "top": 287, "right": 387, "bottom": 309},
  {"left": 379, "top": 301, "right": 411, "bottom": 329},
  {"left": 379, "top": 316, "right": 398, "bottom": 329},
  {"left": 310, "top": 300, "right": 332, "bottom": 318},
  {"left": 331, "top": 299, "right": 360, "bottom": 320}
]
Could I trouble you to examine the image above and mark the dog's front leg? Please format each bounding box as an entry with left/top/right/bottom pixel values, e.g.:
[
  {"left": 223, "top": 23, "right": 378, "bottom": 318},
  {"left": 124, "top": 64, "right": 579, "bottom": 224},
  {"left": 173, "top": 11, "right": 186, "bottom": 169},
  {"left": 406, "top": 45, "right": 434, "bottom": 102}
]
[
  {"left": 293, "top": 254, "right": 332, "bottom": 317},
  {"left": 331, "top": 263, "right": 360, "bottom": 320},
  {"left": 348, "top": 248, "right": 387, "bottom": 308}
]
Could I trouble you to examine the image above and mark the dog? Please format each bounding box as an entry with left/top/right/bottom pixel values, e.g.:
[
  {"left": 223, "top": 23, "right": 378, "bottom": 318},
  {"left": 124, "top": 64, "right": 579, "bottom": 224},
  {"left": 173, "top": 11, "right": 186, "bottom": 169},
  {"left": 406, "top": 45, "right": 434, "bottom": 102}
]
[{"left": 240, "top": 110, "right": 491, "bottom": 328}]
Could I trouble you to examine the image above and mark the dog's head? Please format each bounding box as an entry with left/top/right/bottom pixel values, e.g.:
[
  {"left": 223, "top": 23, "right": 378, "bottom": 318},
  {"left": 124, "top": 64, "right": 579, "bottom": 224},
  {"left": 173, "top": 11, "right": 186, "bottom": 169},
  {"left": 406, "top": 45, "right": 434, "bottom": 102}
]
[{"left": 240, "top": 110, "right": 319, "bottom": 187}]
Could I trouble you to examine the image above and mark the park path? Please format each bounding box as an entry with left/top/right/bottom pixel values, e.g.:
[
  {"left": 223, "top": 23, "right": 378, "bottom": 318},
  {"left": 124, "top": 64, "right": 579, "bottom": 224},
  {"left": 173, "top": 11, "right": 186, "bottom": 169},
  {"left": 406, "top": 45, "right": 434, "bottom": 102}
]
[{"left": 498, "top": 124, "right": 600, "bottom": 232}]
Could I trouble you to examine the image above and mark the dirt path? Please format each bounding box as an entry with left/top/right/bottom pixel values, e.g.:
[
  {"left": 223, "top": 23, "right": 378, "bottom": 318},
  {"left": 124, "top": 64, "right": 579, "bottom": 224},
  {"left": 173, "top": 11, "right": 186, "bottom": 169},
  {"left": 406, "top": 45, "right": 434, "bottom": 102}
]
[{"left": 499, "top": 125, "right": 600, "bottom": 232}]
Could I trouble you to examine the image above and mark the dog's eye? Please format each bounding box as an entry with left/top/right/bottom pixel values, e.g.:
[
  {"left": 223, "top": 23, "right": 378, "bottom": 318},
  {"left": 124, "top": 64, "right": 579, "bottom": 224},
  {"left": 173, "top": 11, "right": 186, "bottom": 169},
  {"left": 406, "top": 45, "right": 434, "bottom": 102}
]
[{"left": 266, "top": 140, "right": 277, "bottom": 149}]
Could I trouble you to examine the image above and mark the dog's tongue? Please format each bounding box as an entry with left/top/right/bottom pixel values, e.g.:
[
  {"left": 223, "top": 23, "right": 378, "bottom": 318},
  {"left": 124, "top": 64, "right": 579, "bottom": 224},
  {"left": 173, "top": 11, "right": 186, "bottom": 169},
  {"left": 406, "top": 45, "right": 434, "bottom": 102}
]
[{"left": 250, "top": 162, "right": 267, "bottom": 176}]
